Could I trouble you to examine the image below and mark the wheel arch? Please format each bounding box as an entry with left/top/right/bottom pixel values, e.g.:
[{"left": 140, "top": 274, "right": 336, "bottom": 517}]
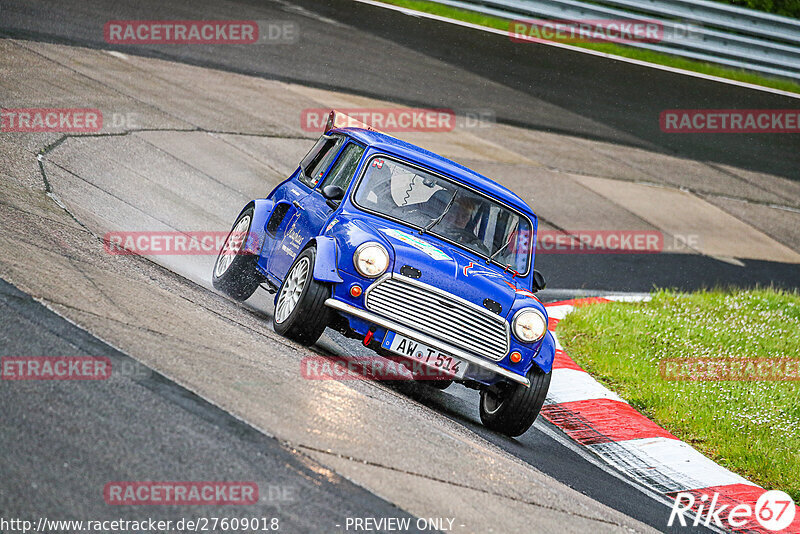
[
  {"left": 307, "top": 235, "right": 343, "bottom": 283},
  {"left": 239, "top": 199, "right": 274, "bottom": 256},
  {"left": 530, "top": 330, "right": 556, "bottom": 375}
]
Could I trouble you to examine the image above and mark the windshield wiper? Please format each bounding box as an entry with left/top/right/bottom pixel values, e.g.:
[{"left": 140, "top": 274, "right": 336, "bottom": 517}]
[
  {"left": 420, "top": 190, "right": 457, "bottom": 235},
  {"left": 486, "top": 232, "right": 522, "bottom": 277},
  {"left": 487, "top": 230, "right": 515, "bottom": 264}
]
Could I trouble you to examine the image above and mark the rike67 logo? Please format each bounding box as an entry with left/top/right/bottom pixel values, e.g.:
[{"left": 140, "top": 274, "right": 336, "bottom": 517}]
[{"left": 669, "top": 490, "right": 797, "bottom": 532}]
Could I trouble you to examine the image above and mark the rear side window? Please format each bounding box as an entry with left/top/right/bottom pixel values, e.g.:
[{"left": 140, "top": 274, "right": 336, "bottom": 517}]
[
  {"left": 321, "top": 143, "right": 365, "bottom": 191},
  {"left": 299, "top": 135, "right": 343, "bottom": 188}
]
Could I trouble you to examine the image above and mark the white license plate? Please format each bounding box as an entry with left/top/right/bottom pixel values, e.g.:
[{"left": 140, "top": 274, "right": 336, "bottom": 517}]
[{"left": 381, "top": 332, "right": 468, "bottom": 379}]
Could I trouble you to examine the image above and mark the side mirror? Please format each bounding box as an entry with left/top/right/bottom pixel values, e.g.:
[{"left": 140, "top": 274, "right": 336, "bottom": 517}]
[
  {"left": 321, "top": 185, "right": 344, "bottom": 208},
  {"left": 532, "top": 270, "right": 546, "bottom": 292}
]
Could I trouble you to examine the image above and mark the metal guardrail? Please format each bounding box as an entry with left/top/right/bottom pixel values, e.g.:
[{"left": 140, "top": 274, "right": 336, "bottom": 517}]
[{"left": 429, "top": 0, "right": 800, "bottom": 80}]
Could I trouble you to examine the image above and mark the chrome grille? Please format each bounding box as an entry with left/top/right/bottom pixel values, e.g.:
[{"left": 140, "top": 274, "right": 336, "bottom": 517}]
[{"left": 365, "top": 275, "right": 510, "bottom": 361}]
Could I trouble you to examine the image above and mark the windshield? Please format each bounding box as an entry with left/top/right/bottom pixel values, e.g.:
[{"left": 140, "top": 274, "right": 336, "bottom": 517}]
[{"left": 353, "top": 156, "right": 532, "bottom": 273}]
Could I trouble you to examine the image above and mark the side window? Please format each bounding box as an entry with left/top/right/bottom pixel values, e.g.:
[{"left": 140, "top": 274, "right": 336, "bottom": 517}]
[
  {"left": 320, "top": 143, "right": 365, "bottom": 191},
  {"left": 299, "top": 135, "right": 342, "bottom": 188}
]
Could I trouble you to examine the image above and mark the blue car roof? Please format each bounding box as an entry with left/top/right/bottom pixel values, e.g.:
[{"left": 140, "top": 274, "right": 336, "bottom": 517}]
[{"left": 335, "top": 128, "right": 536, "bottom": 218}]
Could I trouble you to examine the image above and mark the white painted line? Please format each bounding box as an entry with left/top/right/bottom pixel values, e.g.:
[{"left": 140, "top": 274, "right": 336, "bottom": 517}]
[
  {"left": 589, "top": 437, "right": 759, "bottom": 494},
  {"left": 604, "top": 295, "right": 651, "bottom": 302},
  {"left": 355, "top": 0, "right": 800, "bottom": 99},
  {"left": 105, "top": 50, "right": 129, "bottom": 60},
  {"left": 547, "top": 367, "right": 624, "bottom": 404},
  {"left": 533, "top": 418, "right": 687, "bottom": 514},
  {"left": 543, "top": 304, "right": 575, "bottom": 320}
]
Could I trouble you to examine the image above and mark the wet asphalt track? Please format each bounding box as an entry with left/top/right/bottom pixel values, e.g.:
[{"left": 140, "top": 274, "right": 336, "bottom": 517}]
[
  {"left": 0, "top": 272, "right": 711, "bottom": 534},
  {"left": 1, "top": 0, "right": 798, "bottom": 180},
  {"left": 1, "top": 0, "right": 798, "bottom": 291},
  {"left": 0, "top": 278, "right": 426, "bottom": 532}
]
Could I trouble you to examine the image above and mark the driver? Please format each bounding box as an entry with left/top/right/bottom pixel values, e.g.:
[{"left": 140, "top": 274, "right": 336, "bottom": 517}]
[
  {"left": 438, "top": 195, "right": 486, "bottom": 251},
  {"left": 446, "top": 195, "right": 477, "bottom": 229}
]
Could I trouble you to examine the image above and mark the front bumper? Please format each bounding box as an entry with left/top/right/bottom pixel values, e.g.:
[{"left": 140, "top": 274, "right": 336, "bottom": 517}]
[{"left": 324, "top": 298, "right": 531, "bottom": 387}]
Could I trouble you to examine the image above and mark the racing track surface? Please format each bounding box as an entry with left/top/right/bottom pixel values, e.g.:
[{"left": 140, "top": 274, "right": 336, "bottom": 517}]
[
  {"left": 1, "top": 0, "right": 799, "bottom": 291},
  {"left": 0, "top": 271, "right": 706, "bottom": 533},
  {"left": 1, "top": 0, "right": 798, "bottom": 179},
  {"left": 1, "top": 0, "right": 798, "bottom": 532},
  {"left": 0, "top": 278, "right": 424, "bottom": 533},
  {"left": 0, "top": 40, "right": 721, "bottom": 533}
]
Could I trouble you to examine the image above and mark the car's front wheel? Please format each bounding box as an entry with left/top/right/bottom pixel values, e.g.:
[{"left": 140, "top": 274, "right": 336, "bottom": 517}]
[
  {"left": 212, "top": 207, "right": 262, "bottom": 301},
  {"left": 272, "top": 247, "right": 331, "bottom": 345},
  {"left": 479, "top": 368, "right": 551, "bottom": 437}
]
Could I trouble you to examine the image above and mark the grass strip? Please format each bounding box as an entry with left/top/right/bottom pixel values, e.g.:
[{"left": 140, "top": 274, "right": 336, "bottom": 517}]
[{"left": 557, "top": 289, "right": 800, "bottom": 502}]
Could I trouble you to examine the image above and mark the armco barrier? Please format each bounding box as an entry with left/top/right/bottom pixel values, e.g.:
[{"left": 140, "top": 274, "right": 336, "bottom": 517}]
[{"left": 429, "top": 0, "right": 800, "bottom": 80}]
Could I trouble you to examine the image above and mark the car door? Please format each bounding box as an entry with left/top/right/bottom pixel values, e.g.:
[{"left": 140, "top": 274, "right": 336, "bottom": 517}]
[
  {"left": 317, "top": 141, "right": 365, "bottom": 207},
  {"left": 265, "top": 137, "right": 366, "bottom": 281},
  {"left": 261, "top": 134, "right": 342, "bottom": 279}
]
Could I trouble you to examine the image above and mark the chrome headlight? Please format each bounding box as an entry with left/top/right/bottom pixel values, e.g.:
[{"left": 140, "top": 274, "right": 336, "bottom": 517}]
[
  {"left": 353, "top": 242, "right": 389, "bottom": 278},
  {"left": 512, "top": 308, "right": 547, "bottom": 343}
]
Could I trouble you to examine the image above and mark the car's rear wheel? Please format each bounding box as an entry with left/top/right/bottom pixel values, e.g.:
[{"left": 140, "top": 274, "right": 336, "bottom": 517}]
[
  {"left": 479, "top": 368, "right": 551, "bottom": 437},
  {"left": 212, "top": 207, "right": 262, "bottom": 301},
  {"left": 273, "top": 247, "right": 331, "bottom": 345}
]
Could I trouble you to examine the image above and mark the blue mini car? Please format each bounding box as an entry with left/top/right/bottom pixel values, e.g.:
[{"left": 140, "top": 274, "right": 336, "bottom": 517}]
[{"left": 212, "top": 111, "right": 555, "bottom": 436}]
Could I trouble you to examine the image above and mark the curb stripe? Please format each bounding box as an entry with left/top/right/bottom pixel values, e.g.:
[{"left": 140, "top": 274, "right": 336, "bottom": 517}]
[
  {"left": 541, "top": 304, "right": 575, "bottom": 321},
  {"left": 542, "top": 399, "right": 678, "bottom": 444},
  {"left": 552, "top": 349, "right": 584, "bottom": 371},
  {"left": 666, "top": 484, "right": 800, "bottom": 533},
  {"left": 589, "top": 437, "right": 757, "bottom": 493},
  {"left": 548, "top": 367, "right": 624, "bottom": 404}
]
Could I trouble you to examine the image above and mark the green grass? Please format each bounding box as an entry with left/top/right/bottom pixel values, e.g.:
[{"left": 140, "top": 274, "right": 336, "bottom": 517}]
[
  {"left": 557, "top": 289, "right": 800, "bottom": 502},
  {"left": 377, "top": 0, "right": 800, "bottom": 94}
]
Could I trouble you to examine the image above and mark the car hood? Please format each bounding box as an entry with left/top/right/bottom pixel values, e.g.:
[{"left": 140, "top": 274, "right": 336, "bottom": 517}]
[{"left": 364, "top": 219, "right": 522, "bottom": 317}]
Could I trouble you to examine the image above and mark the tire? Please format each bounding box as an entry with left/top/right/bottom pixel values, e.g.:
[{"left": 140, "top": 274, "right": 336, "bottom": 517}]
[
  {"left": 272, "top": 247, "right": 331, "bottom": 345},
  {"left": 212, "top": 207, "right": 262, "bottom": 301},
  {"left": 479, "top": 367, "right": 551, "bottom": 437}
]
